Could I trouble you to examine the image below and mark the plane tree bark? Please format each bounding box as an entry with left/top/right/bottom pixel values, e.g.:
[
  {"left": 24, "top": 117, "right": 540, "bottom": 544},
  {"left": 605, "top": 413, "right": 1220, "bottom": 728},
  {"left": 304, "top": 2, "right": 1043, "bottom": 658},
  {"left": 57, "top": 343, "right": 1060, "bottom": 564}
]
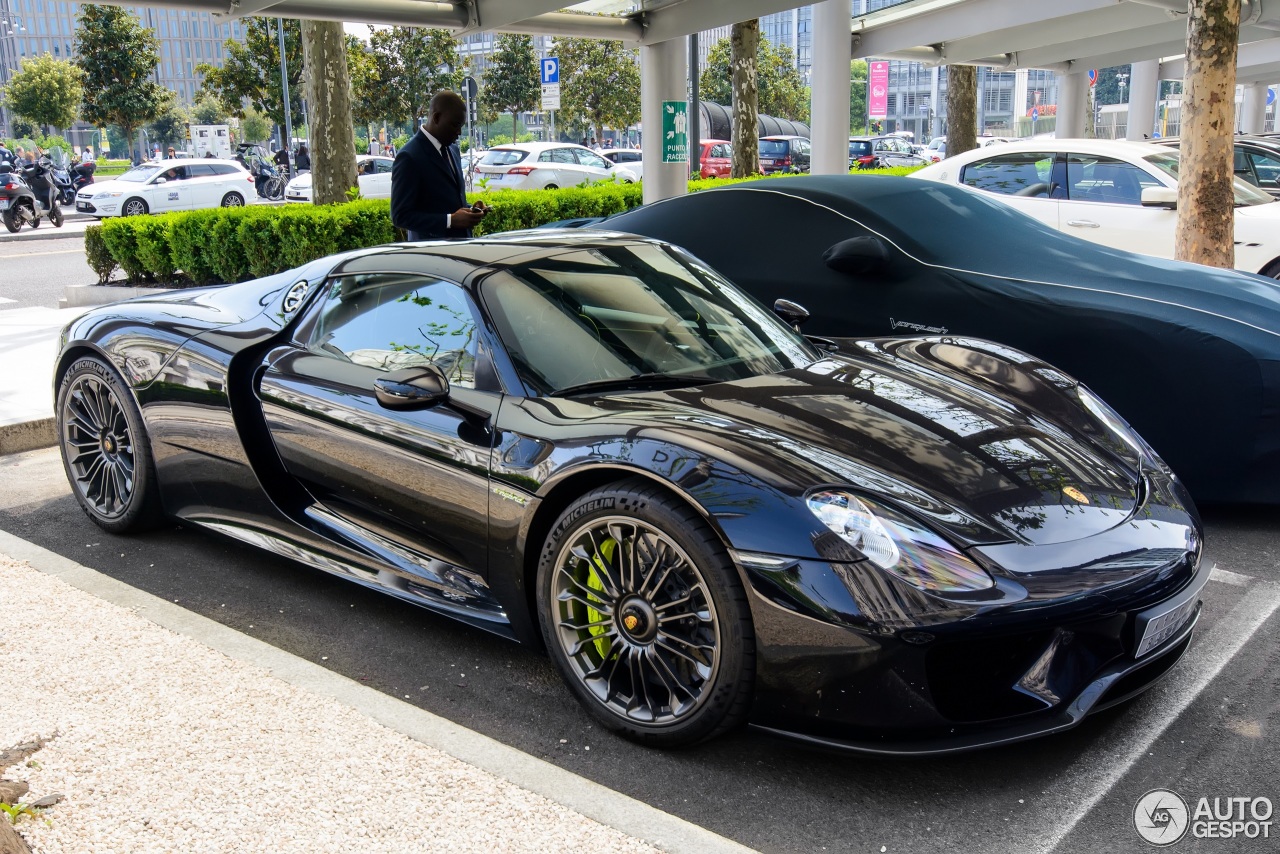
[
  {"left": 731, "top": 20, "right": 761, "bottom": 178},
  {"left": 945, "top": 65, "right": 977, "bottom": 156},
  {"left": 301, "top": 20, "right": 357, "bottom": 205},
  {"left": 1175, "top": 0, "right": 1240, "bottom": 269}
]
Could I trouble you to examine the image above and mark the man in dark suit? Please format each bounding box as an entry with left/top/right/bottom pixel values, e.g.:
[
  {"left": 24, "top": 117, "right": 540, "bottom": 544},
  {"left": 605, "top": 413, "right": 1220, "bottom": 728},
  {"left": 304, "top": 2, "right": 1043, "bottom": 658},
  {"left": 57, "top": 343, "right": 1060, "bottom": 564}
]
[{"left": 391, "top": 91, "right": 487, "bottom": 241}]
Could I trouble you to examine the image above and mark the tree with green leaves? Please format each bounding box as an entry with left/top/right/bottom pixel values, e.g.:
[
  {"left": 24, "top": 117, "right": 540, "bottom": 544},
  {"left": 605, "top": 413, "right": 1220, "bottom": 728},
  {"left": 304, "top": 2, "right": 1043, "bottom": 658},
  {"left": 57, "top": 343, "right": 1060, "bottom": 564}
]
[
  {"left": 1, "top": 53, "right": 84, "bottom": 133},
  {"left": 480, "top": 35, "right": 539, "bottom": 144},
  {"left": 347, "top": 36, "right": 382, "bottom": 128},
  {"left": 850, "top": 59, "right": 869, "bottom": 133},
  {"left": 146, "top": 95, "right": 188, "bottom": 149},
  {"left": 364, "top": 26, "right": 460, "bottom": 128},
  {"left": 701, "top": 33, "right": 809, "bottom": 123},
  {"left": 191, "top": 95, "right": 230, "bottom": 126},
  {"left": 239, "top": 107, "right": 272, "bottom": 145},
  {"left": 551, "top": 37, "right": 640, "bottom": 144},
  {"left": 197, "top": 17, "right": 304, "bottom": 128},
  {"left": 75, "top": 5, "right": 169, "bottom": 161}
]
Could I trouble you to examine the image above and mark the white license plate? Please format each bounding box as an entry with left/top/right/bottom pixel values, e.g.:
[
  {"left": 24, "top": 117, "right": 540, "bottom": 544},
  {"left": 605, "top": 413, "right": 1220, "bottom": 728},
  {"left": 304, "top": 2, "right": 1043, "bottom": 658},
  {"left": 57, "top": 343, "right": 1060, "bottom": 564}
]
[
  {"left": 1134, "top": 568, "right": 1206, "bottom": 657},
  {"left": 0, "top": 199, "right": 8, "bottom": 211}
]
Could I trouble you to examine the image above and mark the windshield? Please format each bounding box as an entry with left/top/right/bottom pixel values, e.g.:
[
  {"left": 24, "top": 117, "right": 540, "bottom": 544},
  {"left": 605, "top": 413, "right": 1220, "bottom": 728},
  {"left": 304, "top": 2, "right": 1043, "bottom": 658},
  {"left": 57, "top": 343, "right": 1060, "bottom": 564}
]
[
  {"left": 1144, "top": 151, "right": 1274, "bottom": 206},
  {"left": 481, "top": 244, "right": 817, "bottom": 396},
  {"left": 118, "top": 165, "right": 161, "bottom": 183}
]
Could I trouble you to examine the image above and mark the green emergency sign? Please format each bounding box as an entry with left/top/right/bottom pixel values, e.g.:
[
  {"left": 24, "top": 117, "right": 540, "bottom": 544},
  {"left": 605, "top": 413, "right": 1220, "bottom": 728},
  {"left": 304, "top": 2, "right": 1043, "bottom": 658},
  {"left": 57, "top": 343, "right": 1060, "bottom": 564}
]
[{"left": 662, "top": 101, "right": 688, "bottom": 164}]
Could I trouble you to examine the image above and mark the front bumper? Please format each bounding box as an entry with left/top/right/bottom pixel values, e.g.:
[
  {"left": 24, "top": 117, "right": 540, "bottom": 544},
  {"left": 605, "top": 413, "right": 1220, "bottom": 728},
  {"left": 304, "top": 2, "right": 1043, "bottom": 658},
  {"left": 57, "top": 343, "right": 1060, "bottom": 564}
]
[{"left": 738, "top": 542, "right": 1208, "bottom": 756}]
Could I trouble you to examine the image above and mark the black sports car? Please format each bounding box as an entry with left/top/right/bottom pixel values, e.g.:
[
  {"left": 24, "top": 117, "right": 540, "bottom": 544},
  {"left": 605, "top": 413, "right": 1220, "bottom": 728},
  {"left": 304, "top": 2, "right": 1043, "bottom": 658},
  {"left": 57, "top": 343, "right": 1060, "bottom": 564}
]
[
  {"left": 598, "top": 176, "right": 1280, "bottom": 505},
  {"left": 55, "top": 231, "right": 1206, "bottom": 754}
]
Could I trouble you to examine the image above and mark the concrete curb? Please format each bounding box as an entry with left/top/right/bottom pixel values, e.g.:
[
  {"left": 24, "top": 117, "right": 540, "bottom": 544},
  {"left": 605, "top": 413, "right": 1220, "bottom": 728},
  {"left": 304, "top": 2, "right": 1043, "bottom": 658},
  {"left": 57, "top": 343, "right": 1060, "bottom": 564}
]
[
  {"left": 0, "top": 526, "right": 756, "bottom": 854},
  {"left": 0, "top": 417, "right": 55, "bottom": 455}
]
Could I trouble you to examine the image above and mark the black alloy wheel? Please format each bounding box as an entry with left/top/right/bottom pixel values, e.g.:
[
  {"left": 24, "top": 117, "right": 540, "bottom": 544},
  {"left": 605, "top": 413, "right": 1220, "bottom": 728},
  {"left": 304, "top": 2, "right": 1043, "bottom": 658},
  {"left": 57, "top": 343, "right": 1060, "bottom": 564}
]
[
  {"left": 538, "top": 480, "right": 755, "bottom": 747},
  {"left": 56, "top": 357, "right": 162, "bottom": 533},
  {"left": 2, "top": 208, "right": 19, "bottom": 233},
  {"left": 49, "top": 205, "right": 63, "bottom": 227}
]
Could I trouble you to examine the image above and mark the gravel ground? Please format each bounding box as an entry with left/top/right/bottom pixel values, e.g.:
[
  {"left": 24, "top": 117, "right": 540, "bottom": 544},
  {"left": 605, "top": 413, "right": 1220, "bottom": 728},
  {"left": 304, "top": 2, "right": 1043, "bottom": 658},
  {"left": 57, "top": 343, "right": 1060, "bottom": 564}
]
[{"left": 0, "top": 554, "right": 660, "bottom": 854}]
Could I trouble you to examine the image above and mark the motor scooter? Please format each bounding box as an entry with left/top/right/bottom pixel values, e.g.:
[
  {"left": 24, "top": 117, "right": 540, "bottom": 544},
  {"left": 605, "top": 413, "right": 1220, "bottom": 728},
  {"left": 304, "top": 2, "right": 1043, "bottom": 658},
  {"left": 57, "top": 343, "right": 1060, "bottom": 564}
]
[
  {"left": 72, "top": 159, "right": 96, "bottom": 194},
  {"left": 1, "top": 155, "right": 64, "bottom": 233},
  {"left": 50, "top": 151, "right": 76, "bottom": 206}
]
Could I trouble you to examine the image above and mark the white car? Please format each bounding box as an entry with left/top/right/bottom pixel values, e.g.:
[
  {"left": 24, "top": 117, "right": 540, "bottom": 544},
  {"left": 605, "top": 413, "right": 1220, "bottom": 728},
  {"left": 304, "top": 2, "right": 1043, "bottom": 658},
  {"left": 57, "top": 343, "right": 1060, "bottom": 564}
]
[
  {"left": 474, "top": 142, "right": 637, "bottom": 190},
  {"left": 76, "top": 158, "right": 255, "bottom": 217},
  {"left": 601, "top": 148, "right": 644, "bottom": 180},
  {"left": 285, "top": 154, "right": 394, "bottom": 203},
  {"left": 910, "top": 138, "right": 1280, "bottom": 276}
]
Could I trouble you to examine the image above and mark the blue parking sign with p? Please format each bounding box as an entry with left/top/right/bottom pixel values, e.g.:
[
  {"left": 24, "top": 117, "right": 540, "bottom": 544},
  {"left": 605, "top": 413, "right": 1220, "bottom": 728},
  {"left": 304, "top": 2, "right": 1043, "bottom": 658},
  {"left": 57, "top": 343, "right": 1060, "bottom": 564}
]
[{"left": 542, "top": 57, "right": 559, "bottom": 85}]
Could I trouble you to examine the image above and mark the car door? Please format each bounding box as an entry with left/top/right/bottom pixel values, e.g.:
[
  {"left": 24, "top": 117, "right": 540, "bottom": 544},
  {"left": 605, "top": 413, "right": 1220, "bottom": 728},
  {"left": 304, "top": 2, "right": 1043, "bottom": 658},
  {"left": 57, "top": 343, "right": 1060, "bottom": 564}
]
[
  {"left": 257, "top": 273, "right": 500, "bottom": 582},
  {"left": 1059, "top": 153, "right": 1174, "bottom": 256},
  {"left": 362, "top": 157, "right": 395, "bottom": 198},
  {"left": 958, "top": 151, "right": 1063, "bottom": 231},
  {"left": 1242, "top": 147, "right": 1280, "bottom": 196},
  {"left": 538, "top": 147, "right": 578, "bottom": 186},
  {"left": 573, "top": 147, "right": 614, "bottom": 182},
  {"left": 185, "top": 163, "right": 224, "bottom": 209},
  {"left": 144, "top": 165, "right": 192, "bottom": 212}
]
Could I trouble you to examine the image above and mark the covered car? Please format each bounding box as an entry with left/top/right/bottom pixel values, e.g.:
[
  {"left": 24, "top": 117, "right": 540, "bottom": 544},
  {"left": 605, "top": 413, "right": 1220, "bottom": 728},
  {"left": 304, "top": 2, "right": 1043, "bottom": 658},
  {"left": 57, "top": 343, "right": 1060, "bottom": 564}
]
[{"left": 597, "top": 176, "right": 1280, "bottom": 504}]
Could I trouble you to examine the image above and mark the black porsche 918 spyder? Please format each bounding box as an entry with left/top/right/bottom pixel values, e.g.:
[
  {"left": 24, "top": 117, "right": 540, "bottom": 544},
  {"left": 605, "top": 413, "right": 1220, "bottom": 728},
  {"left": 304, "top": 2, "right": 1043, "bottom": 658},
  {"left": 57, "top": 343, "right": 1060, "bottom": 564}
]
[
  {"left": 598, "top": 175, "right": 1280, "bottom": 505},
  {"left": 55, "top": 231, "right": 1206, "bottom": 754}
]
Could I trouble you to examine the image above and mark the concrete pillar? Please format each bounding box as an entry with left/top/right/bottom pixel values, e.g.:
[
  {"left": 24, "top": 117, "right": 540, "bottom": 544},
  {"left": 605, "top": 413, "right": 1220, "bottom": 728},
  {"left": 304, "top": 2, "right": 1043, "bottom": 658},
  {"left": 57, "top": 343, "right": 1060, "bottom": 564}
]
[
  {"left": 811, "top": 0, "right": 852, "bottom": 174},
  {"left": 641, "top": 38, "right": 688, "bottom": 204},
  {"left": 1241, "top": 82, "right": 1268, "bottom": 134},
  {"left": 1056, "top": 71, "right": 1089, "bottom": 139},
  {"left": 1127, "top": 59, "right": 1159, "bottom": 140}
]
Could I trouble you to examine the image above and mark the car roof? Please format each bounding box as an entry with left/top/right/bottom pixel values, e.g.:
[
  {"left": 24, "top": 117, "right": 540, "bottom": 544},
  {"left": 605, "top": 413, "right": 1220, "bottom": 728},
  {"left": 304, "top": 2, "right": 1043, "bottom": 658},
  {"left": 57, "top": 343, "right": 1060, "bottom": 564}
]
[
  {"left": 140, "top": 158, "right": 246, "bottom": 168},
  {"left": 936, "top": 138, "right": 1165, "bottom": 159},
  {"left": 491, "top": 141, "right": 593, "bottom": 152},
  {"left": 761, "top": 135, "right": 808, "bottom": 141}
]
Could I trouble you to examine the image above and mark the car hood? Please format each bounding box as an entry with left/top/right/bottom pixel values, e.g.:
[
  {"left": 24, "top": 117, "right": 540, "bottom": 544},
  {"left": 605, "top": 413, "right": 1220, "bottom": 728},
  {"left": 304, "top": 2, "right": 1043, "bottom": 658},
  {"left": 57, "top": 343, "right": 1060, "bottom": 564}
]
[
  {"left": 583, "top": 342, "right": 1143, "bottom": 549},
  {"left": 83, "top": 178, "right": 145, "bottom": 194},
  {"left": 1233, "top": 197, "right": 1280, "bottom": 221},
  {"left": 286, "top": 172, "right": 313, "bottom": 191}
]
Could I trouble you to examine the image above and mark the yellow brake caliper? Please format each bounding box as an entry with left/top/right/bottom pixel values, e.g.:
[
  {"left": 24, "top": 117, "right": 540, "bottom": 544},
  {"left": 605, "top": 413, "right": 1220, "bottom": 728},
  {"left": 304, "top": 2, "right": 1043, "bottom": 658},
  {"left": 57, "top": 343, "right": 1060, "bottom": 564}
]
[{"left": 586, "top": 538, "right": 617, "bottom": 660}]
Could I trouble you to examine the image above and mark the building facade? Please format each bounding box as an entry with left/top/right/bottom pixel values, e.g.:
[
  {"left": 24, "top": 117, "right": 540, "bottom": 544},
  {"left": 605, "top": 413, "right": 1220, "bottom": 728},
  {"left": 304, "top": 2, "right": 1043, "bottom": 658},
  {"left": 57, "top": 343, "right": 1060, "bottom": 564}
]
[{"left": 1, "top": 1, "right": 245, "bottom": 138}]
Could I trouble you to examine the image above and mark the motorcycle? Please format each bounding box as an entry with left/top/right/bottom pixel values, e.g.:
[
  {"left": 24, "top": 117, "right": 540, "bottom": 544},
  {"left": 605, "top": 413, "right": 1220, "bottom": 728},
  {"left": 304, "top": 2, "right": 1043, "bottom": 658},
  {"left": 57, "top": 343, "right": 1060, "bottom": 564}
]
[
  {"left": 254, "top": 160, "right": 285, "bottom": 201},
  {"left": 50, "top": 151, "right": 76, "bottom": 206},
  {"left": 72, "top": 159, "right": 97, "bottom": 194},
  {"left": 1, "top": 154, "right": 65, "bottom": 233}
]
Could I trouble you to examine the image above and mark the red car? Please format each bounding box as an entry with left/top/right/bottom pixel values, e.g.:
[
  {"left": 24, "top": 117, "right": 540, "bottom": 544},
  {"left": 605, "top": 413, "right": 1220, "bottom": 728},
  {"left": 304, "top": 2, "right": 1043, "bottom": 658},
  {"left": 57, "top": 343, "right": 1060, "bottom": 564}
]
[{"left": 698, "top": 139, "right": 733, "bottom": 178}]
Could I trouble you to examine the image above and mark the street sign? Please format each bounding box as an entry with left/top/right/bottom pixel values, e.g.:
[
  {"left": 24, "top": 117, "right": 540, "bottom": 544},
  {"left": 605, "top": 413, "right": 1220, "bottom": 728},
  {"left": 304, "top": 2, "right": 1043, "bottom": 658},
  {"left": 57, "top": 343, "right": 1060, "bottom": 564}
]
[
  {"left": 918, "top": 103, "right": 930, "bottom": 114},
  {"left": 1088, "top": 69, "right": 1098, "bottom": 87},
  {"left": 541, "top": 56, "right": 560, "bottom": 111},
  {"left": 541, "top": 57, "right": 559, "bottom": 85},
  {"left": 1031, "top": 107, "right": 1039, "bottom": 122},
  {"left": 869, "top": 61, "right": 889, "bottom": 120},
  {"left": 1269, "top": 88, "right": 1276, "bottom": 107},
  {"left": 662, "top": 100, "right": 688, "bottom": 163}
]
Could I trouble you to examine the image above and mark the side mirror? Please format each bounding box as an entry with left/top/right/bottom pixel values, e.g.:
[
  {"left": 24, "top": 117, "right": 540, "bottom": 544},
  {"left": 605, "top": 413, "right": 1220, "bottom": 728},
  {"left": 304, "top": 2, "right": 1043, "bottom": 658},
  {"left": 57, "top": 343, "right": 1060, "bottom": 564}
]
[
  {"left": 773, "top": 298, "right": 810, "bottom": 330},
  {"left": 154, "top": 177, "right": 168, "bottom": 184},
  {"left": 1141, "top": 186, "right": 1178, "bottom": 209},
  {"left": 823, "top": 236, "right": 889, "bottom": 275},
  {"left": 374, "top": 364, "right": 449, "bottom": 410}
]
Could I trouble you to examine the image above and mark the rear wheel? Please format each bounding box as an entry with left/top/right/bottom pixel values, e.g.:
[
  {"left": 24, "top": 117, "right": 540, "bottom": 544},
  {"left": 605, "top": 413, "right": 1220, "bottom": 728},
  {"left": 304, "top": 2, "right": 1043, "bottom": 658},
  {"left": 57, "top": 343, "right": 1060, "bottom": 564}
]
[
  {"left": 537, "top": 480, "right": 755, "bottom": 747},
  {"left": 122, "top": 197, "right": 148, "bottom": 217},
  {"left": 56, "top": 357, "right": 163, "bottom": 533},
  {"left": 221, "top": 192, "right": 244, "bottom": 207},
  {"left": 2, "top": 208, "right": 19, "bottom": 233},
  {"left": 1260, "top": 259, "right": 1280, "bottom": 279},
  {"left": 543, "top": 183, "right": 559, "bottom": 190}
]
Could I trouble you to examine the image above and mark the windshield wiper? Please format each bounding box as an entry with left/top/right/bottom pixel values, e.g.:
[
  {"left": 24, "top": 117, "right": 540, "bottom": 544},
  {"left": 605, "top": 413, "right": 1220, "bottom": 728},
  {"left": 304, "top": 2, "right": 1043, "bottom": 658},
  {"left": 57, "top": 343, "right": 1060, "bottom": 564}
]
[{"left": 554, "top": 372, "right": 721, "bottom": 398}]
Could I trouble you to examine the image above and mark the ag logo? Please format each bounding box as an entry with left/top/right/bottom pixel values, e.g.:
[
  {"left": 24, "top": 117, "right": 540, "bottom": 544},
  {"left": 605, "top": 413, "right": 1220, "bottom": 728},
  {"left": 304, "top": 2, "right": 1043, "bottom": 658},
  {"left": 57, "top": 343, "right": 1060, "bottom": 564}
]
[{"left": 1134, "top": 789, "right": 1190, "bottom": 846}]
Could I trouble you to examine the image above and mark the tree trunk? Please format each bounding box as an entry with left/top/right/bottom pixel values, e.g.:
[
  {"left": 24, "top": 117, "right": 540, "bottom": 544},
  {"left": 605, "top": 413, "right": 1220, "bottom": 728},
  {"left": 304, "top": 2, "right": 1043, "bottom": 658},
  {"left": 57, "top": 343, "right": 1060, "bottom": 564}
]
[
  {"left": 1175, "top": 0, "right": 1240, "bottom": 269},
  {"left": 512, "top": 111, "right": 518, "bottom": 143},
  {"left": 945, "top": 65, "right": 978, "bottom": 157},
  {"left": 301, "top": 20, "right": 357, "bottom": 205},
  {"left": 731, "top": 20, "right": 760, "bottom": 178}
]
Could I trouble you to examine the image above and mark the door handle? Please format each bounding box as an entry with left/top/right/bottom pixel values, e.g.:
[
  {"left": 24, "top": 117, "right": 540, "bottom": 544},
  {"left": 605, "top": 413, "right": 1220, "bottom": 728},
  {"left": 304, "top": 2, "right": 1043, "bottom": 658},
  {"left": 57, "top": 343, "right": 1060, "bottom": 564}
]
[{"left": 1066, "top": 219, "right": 1100, "bottom": 228}]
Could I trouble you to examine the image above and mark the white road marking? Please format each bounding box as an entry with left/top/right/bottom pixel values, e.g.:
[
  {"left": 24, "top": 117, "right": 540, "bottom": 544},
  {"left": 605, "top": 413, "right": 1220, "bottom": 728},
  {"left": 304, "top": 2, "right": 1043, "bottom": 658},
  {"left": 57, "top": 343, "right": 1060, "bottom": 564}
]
[
  {"left": 1210, "top": 566, "right": 1254, "bottom": 587},
  {"left": 1024, "top": 580, "right": 1280, "bottom": 854}
]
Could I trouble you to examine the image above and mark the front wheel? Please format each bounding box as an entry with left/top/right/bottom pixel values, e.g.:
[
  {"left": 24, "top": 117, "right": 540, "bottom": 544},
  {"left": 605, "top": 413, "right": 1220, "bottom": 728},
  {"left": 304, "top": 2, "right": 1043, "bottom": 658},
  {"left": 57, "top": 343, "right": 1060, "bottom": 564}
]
[
  {"left": 49, "top": 205, "right": 63, "bottom": 227},
  {"left": 56, "top": 357, "right": 163, "bottom": 533},
  {"left": 537, "top": 480, "right": 755, "bottom": 747},
  {"left": 122, "top": 197, "right": 148, "bottom": 217}
]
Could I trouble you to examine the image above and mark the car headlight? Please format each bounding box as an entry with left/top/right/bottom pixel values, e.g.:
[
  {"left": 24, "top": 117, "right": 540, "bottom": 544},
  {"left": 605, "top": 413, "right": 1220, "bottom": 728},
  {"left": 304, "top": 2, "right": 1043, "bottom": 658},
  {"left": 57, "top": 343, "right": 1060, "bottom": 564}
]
[
  {"left": 807, "top": 491, "right": 994, "bottom": 592},
  {"left": 94, "top": 191, "right": 121, "bottom": 199}
]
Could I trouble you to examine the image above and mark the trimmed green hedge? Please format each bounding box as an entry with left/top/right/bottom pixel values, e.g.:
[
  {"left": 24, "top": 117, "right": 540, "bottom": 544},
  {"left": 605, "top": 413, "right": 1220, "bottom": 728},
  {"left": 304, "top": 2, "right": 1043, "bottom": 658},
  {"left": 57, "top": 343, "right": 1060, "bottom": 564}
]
[{"left": 83, "top": 167, "right": 917, "bottom": 285}]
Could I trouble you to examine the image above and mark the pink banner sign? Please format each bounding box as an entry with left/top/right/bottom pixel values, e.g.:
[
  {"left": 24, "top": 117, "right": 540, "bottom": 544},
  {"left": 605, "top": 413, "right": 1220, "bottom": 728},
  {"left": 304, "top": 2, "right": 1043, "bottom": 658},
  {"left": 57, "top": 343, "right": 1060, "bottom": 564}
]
[{"left": 869, "top": 61, "right": 889, "bottom": 120}]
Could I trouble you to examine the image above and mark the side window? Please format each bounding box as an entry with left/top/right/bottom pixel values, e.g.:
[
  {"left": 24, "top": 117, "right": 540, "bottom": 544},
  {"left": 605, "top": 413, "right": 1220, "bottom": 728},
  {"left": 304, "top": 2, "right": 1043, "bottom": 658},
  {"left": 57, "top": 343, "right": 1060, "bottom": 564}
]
[
  {"left": 539, "top": 150, "right": 554, "bottom": 162},
  {"left": 550, "top": 148, "right": 577, "bottom": 164},
  {"left": 961, "top": 152, "right": 1056, "bottom": 197},
  {"left": 310, "top": 276, "right": 481, "bottom": 389},
  {"left": 187, "top": 164, "right": 216, "bottom": 178},
  {"left": 1066, "top": 155, "right": 1149, "bottom": 205},
  {"left": 374, "top": 158, "right": 394, "bottom": 173},
  {"left": 710, "top": 143, "right": 726, "bottom": 158},
  {"left": 797, "top": 139, "right": 811, "bottom": 155},
  {"left": 575, "top": 149, "right": 610, "bottom": 169},
  {"left": 1247, "top": 150, "right": 1280, "bottom": 189}
]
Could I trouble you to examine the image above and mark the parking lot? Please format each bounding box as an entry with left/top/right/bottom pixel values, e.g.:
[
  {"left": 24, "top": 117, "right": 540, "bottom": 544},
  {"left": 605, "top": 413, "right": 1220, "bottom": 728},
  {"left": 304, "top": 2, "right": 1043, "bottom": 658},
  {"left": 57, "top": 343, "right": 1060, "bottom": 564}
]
[{"left": 1, "top": 445, "right": 1275, "bottom": 853}]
